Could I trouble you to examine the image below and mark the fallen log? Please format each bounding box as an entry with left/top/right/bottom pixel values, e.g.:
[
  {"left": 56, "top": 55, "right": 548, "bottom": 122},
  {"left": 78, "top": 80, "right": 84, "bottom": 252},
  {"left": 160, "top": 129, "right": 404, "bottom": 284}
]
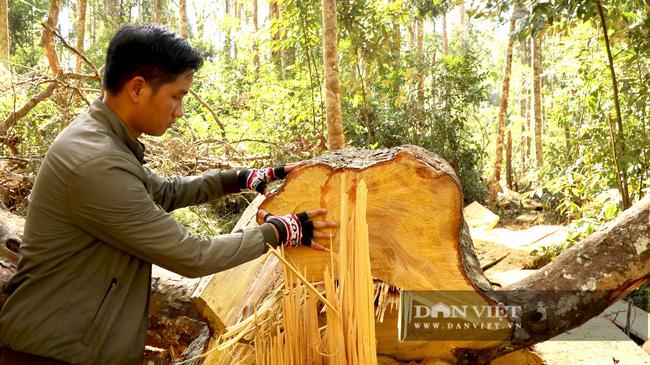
[{"left": 189, "top": 145, "right": 650, "bottom": 364}]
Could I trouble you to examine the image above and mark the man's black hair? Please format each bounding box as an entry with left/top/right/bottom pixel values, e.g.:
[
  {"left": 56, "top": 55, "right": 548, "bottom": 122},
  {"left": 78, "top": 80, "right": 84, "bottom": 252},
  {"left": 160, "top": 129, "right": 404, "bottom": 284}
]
[{"left": 103, "top": 24, "right": 203, "bottom": 94}]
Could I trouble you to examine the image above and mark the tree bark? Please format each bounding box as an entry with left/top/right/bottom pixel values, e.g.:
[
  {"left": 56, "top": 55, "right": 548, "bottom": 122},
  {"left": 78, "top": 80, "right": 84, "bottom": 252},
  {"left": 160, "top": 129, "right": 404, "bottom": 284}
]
[
  {"left": 488, "top": 12, "right": 516, "bottom": 209},
  {"left": 269, "top": 0, "right": 282, "bottom": 76},
  {"left": 322, "top": 0, "right": 345, "bottom": 150},
  {"left": 152, "top": 0, "right": 160, "bottom": 23},
  {"left": 179, "top": 0, "right": 189, "bottom": 39},
  {"left": 506, "top": 129, "right": 513, "bottom": 189},
  {"left": 533, "top": 34, "right": 543, "bottom": 169},
  {"left": 75, "top": 0, "right": 87, "bottom": 73},
  {"left": 0, "top": 0, "right": 9, "bottom": 62},
  {"left": 596, "top": 1, "right": 630, "bottom": 210},
  {"left": 442, "top": 11, "right": 448, "bottom": 54},
  {"left": 252, "top": 0, "right": 259, "bottom": 73},
  {"left": 105, "top": 0, "right": 118, "bottom": 31},
  {"left": 41, "top": 0, "right": 61, "bottom": 76},
  {"left": 459, "top": 1, "right": 465, "bottom": 29},
  {"left": 416, "top": 18, "right": 424, "bottom": 111},
  {"left": 456, "top": 194, "right": 650, "bottom": 363},
  {"left": 519, "top": 38, "right": 530, "bottom": 170}
]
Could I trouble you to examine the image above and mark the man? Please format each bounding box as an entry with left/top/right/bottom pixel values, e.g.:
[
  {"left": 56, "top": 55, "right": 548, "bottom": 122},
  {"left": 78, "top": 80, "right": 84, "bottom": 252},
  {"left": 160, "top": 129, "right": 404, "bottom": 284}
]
[{"left": 0, "top": 24, "right": 335, "bottom": 364}]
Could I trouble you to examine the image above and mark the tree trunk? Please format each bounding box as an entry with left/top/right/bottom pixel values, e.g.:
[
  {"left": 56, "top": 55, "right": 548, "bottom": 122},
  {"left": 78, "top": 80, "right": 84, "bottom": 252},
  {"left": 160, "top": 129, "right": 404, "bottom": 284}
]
[
  {"left": 137, "top": 0, "right": 142, "bottom": 22},
  {"left": 252, "top": 0, "right": 259, "bottom": 73},
  {"left": 488, "top": 12, "right": 516, "bottom": 209},
  {"left": 391, "top": 0, "right": 401, "bottom": 95},
  {"left": 457, "top": 194, "right": 650, "bottom": 363},
  {"left": 0, "top": 0, "right": 9, "bottom": 62},
  {"left": 459, "top": 1, "right": 466, "bottom": 48},
  {"left": 188, "top": 145, "right": 650, "bottom": 364},
  {"left": 442, "top": 11, "right": 448, "bottom": 54},
  {"left": 416, "top": 18, "right": 424, "bottom": 111},
  {"left": 519, "top": 38, "right": 529, "bottom": 170},
  {"left": 75, "top": 0, "right": 87, "bottom": 73},
  {"left": 322, "top": 0, "right": 345, "bottom": 150},
  {"left": 459, "top": 1, "right": 465, "bottom": 29},
  {"left": 105, "top": 0, "right": 118, "bottom": 32},
  {"left": 506, "top": 129, "right": 513, "bottom": 189},
  {"left": 41, "top": 0, "right": 61, "bottom": 76},
  {"left": 179, "top": 0, "right": 189, "bottom": 39},
  {"left": 564, "top": 121, "right": 571, "bottom": 162},
  {"left": 279, "top": 4, "right": 294, "bottom": 75},
  {"left": 152, "top": 0, "right": 160, "bottom": 23},
  {"left": 0, "top": 212, "right": 206, "bottom": 356},
  {"left": 269, "top": 0, "right": 282, "bottom": 76},
  {"left": 596, "top": 1, "right": 630, "bottom": 210},
  {"left": 533, "top": 34, "right": 543, "bottom": 170}
]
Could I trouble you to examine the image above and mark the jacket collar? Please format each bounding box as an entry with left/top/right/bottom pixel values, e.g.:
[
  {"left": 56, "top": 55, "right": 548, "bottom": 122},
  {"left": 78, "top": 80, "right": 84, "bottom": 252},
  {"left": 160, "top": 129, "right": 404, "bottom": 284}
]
[{"left": 89, "top": 99, "right": 146, "bottom": 164}]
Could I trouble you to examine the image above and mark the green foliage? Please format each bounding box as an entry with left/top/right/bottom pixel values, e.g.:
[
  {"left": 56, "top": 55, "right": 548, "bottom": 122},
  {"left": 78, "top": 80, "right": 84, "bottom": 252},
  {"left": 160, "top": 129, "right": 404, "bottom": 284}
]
[{"left": 8, "top": 0, "right": 48, "bottom": 67}]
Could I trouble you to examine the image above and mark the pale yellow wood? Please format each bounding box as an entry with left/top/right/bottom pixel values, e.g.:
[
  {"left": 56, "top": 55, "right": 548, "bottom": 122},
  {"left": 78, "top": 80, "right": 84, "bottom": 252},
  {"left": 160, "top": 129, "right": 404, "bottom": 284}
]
[
  {"left": 261, "top": 154, "right": 476, "bottom": 291},
  {"left": 195, "top": 148, "right": 508, "bottom": 363}
]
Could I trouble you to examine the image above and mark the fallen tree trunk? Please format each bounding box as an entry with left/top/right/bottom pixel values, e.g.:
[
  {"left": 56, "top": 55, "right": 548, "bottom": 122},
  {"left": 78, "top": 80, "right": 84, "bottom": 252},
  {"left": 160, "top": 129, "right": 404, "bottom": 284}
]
[
  {"left": 189, "top": 145, "right": 649, "bottom": 364},
  {"left": 457, "top": 193, "right": 650, "bottom": 363},
  {"left": 0, "top": 210, "right": 205, "bottom": 356}
]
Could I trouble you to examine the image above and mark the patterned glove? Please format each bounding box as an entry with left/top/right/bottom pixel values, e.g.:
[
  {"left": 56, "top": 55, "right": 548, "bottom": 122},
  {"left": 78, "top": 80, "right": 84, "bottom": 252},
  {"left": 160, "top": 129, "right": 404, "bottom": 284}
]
[
  {"left": 263, "top": 212, "right": 314, "bottom": 248},
  {"left": 238, "top": 166, "right": 287, "bottom": 194}
]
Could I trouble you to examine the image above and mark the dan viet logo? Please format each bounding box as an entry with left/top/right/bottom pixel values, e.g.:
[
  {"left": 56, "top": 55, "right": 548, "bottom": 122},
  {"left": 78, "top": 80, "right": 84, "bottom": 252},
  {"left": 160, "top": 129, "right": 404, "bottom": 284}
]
[
  {"left": 399, "top": 291, "right": 523, "bottom": 341},
  {"left": 413, "top": 302, "right": 521, "bottom": 319}
]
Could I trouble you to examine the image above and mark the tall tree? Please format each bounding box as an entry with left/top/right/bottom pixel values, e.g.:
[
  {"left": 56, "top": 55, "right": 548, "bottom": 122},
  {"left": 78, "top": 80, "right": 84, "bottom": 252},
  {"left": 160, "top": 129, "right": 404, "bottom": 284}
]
[
  {"left": 322, "top": 0, "right": 344, "bottom": 150},
  {"left": 41, "top": 0, "right": 61, "bottom": 76},
  {"left": 252, "top": 0, "right": 259, "bottom": 73},
  {"left": 488, "top": 10, "right": 517, "bottom": 208},
  {"left": 0, "top": 0, "right": 8, "bottom": 62},
  {"left": 459, "top": 1, "right": 466, "bottom": 47},
  {"left": 596, "top": 0, "right": 630, "bottom": 210},
  {"left": 416, "top": 18, "right": 424, "bottom": 110},
  {"left": 519, "top": 38, "right": 530, "bottom": 168},
  {"left": 390, "top": 0, "right": 401, "bottom": 95},
  {"left": 506, "top": 129, "right": 513, "bottom": 189},
  {"left": 269, "top": 0, "right": 282, "bottom": 76},
  {"left": 532, "top": 34, "right": 543, "bottom": 170},
  {"left": 106, "top": 0, "right": 118, "bottom": 31},
  {"left": 442, "top": 11, "right": 448, "bottom": 54},
  {"left": 152, "top": 0, "right": 160, "bottom": 23},
  {"left": 179, "top": 0, "right": 189, "bottom": 38},
  {"left": 75, "top": 0, "right": 87, "bottom": 73},
  {"left": 459, "top": 1, "right": 465, "bottom": 29}
]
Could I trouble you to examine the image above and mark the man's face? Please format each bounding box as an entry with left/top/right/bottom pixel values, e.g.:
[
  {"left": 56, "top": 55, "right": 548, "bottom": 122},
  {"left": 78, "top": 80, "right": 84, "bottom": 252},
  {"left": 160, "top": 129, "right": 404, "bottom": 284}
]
[{"left": 135, "top": 71, "right": 193, "bottom": 137}]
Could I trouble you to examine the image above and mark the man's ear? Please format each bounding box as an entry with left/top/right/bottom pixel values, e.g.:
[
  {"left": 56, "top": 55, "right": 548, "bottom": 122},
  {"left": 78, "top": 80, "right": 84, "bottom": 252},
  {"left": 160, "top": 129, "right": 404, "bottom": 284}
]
[{"left": 126, "top": 76, "right": 148, "bottom": 102}]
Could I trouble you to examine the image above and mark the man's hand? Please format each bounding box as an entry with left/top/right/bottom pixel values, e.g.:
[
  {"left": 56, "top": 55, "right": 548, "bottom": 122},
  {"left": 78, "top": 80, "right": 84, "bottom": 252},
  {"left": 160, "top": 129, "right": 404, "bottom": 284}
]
[
  {"left": 258, "top": 208, "right": 337, "bottom": 251},
  {"left": 238, "top": 162, "right": 304, "bottom": 195}
]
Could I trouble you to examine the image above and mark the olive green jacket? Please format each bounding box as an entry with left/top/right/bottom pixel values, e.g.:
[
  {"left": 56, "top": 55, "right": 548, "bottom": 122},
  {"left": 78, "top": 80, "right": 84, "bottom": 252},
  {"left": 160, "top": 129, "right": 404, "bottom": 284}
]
[{"left": 0, "top": 99, "right": 277, "bottom": 364}]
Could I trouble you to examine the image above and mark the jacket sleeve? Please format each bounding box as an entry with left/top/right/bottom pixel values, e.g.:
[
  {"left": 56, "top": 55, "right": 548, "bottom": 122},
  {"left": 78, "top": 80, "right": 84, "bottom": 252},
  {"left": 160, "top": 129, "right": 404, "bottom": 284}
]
[
  {"left": 143, "top": 165, "right": 241, "bottom": 212},
  {"left": 66, "top": 156, "right": 277, "bottom": 278}
]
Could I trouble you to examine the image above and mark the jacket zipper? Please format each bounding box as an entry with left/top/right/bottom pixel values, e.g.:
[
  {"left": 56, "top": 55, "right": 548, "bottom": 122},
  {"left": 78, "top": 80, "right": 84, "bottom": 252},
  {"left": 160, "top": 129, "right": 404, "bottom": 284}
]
[
  {"left": 93, "top": 278, "right": 117, "bottom": 322},
  {"left": 83, "top": 277, "right": 118, "bottom": 345}
]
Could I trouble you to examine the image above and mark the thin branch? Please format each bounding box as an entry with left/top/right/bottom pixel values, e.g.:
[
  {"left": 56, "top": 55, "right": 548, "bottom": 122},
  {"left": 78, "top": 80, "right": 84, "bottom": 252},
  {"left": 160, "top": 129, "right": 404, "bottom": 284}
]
[
  {"left": 193, "top": 138, "right": 275, "bottom": 146},
  {"left": 188, "top": 89, "right": 227, "bottom": 136},
  {"left": 41, "top": 22, "right": 101, "bottom": 80},
  {"left": 1, "top": 171, "right": 34, "bottom": 183},
  {"left": 0, "top": 82, "right": 57, "bottom": 136}
]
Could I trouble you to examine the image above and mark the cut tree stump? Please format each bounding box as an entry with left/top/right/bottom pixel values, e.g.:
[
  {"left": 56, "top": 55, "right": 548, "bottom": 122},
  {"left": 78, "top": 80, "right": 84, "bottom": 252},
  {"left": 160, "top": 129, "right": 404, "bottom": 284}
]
[{"left": 189, "top": 145, "right": 650, "bottom": 364}]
